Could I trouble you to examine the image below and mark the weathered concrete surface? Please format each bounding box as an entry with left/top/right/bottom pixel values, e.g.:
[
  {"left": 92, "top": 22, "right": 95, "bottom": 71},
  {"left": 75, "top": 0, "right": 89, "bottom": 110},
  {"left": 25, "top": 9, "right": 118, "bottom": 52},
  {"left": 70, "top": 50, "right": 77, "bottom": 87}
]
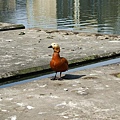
[
  {"left": 0, "top": 63, "right": 120, "bottom": 120},
  {"left": 0, "top": 22, "right": 25, "bottom": 31},
  {"left": 0, "top": 28, "right": 120, "bottom": 79}
]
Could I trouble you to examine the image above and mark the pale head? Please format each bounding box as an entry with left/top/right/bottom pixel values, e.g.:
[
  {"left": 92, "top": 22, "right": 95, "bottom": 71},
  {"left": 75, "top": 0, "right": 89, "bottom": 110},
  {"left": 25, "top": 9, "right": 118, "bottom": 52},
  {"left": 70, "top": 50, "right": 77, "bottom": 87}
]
[{"left": 48, "top": 43, "right": 60, "bottom": 53}]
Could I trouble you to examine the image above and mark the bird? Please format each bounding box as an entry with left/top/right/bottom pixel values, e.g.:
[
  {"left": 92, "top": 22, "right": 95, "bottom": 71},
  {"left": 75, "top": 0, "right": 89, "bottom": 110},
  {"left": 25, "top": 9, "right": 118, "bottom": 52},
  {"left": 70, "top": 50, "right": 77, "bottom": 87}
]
[{"left": 48, "top": 43, "right": 68, "bottom": 80}]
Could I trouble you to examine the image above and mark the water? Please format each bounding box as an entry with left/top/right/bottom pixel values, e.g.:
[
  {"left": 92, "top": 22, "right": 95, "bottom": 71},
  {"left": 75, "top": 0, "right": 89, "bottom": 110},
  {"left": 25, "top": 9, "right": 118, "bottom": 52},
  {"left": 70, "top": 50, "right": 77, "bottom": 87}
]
[
  {"left": 0, "top": 0, "right": 120, "bottom": 35},
  {"left": 0, "top": 58, "right": 120, "bottom": 88}
]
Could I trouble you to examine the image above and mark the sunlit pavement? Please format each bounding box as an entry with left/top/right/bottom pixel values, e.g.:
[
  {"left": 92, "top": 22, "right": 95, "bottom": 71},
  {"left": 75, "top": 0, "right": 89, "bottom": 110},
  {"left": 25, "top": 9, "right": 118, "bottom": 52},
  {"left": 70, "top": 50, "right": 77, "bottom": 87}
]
[
  {"left": 0, "top": 63, "right": 120, "bottom": 120},
  {"left": 0, "top": 22, "right": 120, "bottom": 120},
  {"left": 0, "top": 24, "right": 120, "bottom": 79}
]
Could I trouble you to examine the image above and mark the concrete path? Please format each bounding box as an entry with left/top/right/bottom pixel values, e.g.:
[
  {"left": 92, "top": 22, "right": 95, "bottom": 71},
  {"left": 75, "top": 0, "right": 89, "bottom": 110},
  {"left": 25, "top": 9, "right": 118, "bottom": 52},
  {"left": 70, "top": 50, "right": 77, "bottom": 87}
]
[
  {"left": 0, "top": 63, "right": 120, "bottom": 120},
  {"left": 0, "top": 28, "right": 120, "bottom": 79},
  {"left": 0, "top": 22, "right": 120, "bottom": 120}
]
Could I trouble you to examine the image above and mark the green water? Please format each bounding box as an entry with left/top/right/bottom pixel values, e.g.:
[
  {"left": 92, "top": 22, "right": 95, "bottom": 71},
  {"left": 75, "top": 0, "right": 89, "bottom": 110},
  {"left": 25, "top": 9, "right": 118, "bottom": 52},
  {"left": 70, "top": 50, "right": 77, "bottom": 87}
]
[{"left": 0, "top": 0, "right": 120, "bottom": 34}]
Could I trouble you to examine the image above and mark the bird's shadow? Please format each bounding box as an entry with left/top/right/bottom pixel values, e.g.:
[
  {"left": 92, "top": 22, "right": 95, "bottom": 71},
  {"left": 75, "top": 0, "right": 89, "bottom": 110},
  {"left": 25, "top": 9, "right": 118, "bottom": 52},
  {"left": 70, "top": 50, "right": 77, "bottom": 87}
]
[{"left": 61, "top": 74, "right": 86, "bottom": 80}]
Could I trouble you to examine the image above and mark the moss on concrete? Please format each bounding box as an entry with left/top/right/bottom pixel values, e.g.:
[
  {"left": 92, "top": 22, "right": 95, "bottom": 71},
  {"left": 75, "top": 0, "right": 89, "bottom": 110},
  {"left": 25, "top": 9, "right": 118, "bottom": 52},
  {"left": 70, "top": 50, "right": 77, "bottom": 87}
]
[
  {"left": 116, "top": 73, "right": 120, "bottom": 78},
  {"left": 1, "top": 51, "right": 119, "bottom": 80}
]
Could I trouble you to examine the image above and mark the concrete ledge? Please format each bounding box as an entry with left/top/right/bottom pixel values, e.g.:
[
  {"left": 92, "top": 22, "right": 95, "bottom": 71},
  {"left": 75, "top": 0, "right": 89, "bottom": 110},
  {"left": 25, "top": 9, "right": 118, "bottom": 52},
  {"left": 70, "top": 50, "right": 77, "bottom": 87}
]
[
  {"left": 0, "top": 22, "right": 25, "bottom": 31},
  {"left": 0, "top": 28, "right": 120, "bottom": 80},
  {"left": 1, "top": 51, "right": 120, "bottom": 81}
]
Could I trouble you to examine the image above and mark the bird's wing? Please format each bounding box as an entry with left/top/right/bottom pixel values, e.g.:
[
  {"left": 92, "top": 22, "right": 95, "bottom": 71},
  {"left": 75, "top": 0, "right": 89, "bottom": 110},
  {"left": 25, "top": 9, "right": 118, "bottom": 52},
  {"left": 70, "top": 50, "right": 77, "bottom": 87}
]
[
  {"left": 61, "top": 57, "right": 68, "bottom": 65},
  {"left": 50, "top": 60, "right": 56, "bottom": 69}
]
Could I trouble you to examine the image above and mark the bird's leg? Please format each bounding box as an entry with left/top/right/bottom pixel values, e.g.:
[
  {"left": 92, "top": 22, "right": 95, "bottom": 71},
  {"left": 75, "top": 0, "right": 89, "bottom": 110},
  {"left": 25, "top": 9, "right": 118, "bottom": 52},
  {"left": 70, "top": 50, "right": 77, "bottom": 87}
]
[
  {"left": 51, "top": 72, "right": 57, "bottom": 80},
  {"left": 58, "top": 72, "right": 63, "bottom": 80}
]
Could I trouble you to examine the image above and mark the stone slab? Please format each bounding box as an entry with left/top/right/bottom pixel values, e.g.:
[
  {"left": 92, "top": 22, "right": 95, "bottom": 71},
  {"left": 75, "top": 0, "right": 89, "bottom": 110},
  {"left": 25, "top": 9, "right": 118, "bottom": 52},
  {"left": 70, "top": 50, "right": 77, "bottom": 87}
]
[
  {"left": 0, "top": 63, "right": 120, "bottom": 120},
  {"left": 0, "top": 22, "right": 25, "bottom": 31},
  {"left": 0, "top": 28, "right": 120, "bottom": 79}
]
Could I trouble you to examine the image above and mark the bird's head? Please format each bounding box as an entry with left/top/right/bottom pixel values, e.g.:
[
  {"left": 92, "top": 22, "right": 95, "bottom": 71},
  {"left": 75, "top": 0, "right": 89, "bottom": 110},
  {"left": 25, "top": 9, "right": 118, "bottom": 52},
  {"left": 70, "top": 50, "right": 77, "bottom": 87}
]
[{"left": 48, "top": 43, "right": 60, "bottom": 53}]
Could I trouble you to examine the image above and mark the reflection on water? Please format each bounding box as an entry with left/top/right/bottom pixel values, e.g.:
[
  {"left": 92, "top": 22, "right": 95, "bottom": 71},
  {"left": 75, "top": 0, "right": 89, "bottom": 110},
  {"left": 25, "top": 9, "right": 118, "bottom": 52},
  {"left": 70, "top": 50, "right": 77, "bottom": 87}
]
[
  {"left": 0, "top": 0, "right": 120, "bottom": 34},
  {"left": 27, "top": 0, "right": 57, "bottom": 28}
]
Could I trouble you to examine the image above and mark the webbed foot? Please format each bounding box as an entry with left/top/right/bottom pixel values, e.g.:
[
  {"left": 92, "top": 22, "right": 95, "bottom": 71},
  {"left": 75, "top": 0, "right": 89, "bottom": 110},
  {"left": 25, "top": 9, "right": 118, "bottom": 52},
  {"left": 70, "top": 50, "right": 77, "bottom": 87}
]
[
  {"left": 51, "top": 77, "right": 57, "bottom": 80},
  {"left": 58, "top": 77, "right": 63, "bottom": 80}
]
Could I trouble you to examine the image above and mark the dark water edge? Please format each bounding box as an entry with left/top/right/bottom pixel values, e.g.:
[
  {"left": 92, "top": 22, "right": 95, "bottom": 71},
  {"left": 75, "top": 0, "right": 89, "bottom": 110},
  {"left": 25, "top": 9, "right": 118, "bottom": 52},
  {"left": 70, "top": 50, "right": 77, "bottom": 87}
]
[
  {"left": 0, "top": 56, "right": 120, "bottom": 88},
  {"left": 0, "top": 0, "right": 120, "bottom": 35}
]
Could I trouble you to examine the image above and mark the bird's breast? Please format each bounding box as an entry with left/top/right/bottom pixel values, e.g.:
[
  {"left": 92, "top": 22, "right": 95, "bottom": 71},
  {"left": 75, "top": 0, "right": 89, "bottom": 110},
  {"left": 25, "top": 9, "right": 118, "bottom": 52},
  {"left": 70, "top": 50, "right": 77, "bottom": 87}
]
[{"left": 50, "top": 57, "right": 68, "bottom": 72}]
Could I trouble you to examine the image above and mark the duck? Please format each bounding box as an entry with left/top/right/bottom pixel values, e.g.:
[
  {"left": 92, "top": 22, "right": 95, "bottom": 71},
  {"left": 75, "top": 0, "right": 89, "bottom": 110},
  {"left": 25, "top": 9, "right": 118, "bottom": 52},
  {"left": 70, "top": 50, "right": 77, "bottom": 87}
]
[{"left": 48, "top": 43, "right": 68, "bottom": 80}]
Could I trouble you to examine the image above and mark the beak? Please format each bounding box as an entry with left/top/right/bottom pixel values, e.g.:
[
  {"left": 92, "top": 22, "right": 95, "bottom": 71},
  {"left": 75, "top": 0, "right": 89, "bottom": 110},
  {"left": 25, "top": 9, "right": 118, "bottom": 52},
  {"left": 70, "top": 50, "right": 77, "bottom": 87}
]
[{"left": 48, "top": 45, "right": 52, "bottom": 48}]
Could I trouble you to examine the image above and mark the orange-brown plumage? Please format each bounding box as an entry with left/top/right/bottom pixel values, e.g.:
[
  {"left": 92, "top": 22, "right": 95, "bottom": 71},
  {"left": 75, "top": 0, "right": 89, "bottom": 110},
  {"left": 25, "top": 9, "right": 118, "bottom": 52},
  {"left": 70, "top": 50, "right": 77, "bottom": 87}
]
[{"left": 48, "top": 43, "right": 68, "bottom": 80}]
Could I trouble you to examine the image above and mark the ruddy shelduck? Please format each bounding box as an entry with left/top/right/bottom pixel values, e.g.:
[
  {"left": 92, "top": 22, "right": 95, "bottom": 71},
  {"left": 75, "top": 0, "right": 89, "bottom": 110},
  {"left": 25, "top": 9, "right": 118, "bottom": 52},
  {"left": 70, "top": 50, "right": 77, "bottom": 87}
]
[{"left": 48, "top": 43, "right": 68, "bottom": 80}]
